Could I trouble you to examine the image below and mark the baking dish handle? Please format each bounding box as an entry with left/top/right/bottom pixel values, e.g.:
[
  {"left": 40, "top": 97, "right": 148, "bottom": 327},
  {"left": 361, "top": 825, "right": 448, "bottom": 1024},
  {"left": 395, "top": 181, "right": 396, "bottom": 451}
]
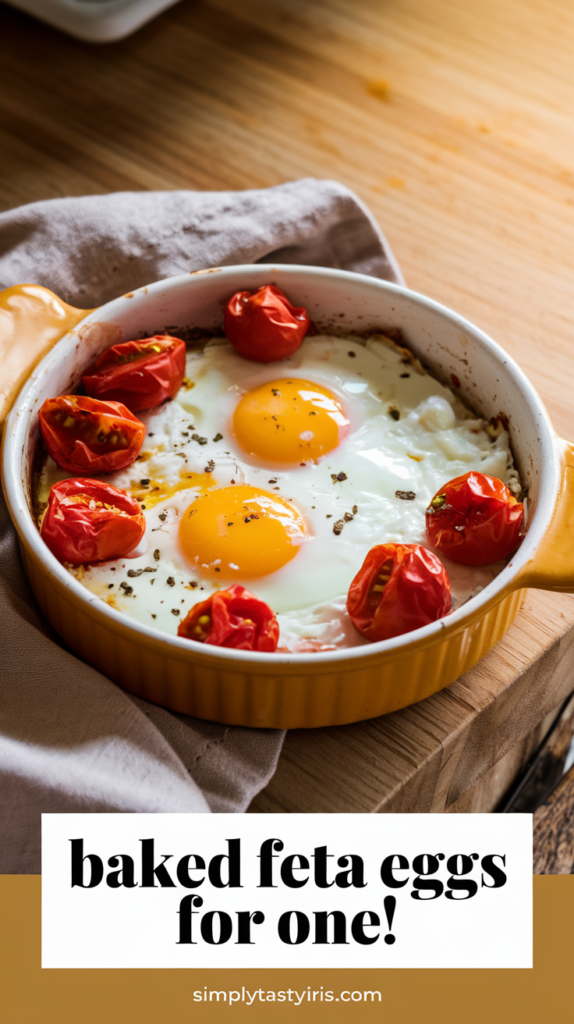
[
  {"left": 0, "top": 284, "right": 93, "bottom": 426},
  {"left": 514, "top": 438, "right": 574, "bottom": 592}
]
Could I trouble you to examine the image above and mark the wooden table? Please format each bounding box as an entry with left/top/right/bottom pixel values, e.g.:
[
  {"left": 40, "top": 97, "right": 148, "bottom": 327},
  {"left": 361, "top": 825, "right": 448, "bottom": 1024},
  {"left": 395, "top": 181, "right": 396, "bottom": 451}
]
[{"left": 2, "top": 0, "right": 574, "bottom": 812}]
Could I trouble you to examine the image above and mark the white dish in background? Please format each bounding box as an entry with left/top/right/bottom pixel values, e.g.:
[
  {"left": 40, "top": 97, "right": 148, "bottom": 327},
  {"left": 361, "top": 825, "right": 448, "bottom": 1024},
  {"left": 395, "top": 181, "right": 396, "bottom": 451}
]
[{"left": 6, "top": 0, "right": 180, "bottom": 43}]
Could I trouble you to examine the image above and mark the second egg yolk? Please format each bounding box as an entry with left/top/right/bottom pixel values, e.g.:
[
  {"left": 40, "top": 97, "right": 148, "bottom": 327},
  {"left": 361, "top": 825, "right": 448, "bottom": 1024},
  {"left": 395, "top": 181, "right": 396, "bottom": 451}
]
[
  {"left": 233, "top": 378, "right": 349, "bottom": 464},
  {"left": 179, "top": 485, "right": 306, "bottom": 578}
]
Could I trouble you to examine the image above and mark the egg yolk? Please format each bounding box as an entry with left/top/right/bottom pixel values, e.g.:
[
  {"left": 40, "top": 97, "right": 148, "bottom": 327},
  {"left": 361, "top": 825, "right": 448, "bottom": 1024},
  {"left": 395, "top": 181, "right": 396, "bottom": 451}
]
[
  {"left": 179, "top": 485, "right": 306, "bottom": 578},
  {"left": 129, "top": 471, "right": 216, "bottom": 508},
  {"left": 233, "top": 378, "right": 349, "bottom": 464}
]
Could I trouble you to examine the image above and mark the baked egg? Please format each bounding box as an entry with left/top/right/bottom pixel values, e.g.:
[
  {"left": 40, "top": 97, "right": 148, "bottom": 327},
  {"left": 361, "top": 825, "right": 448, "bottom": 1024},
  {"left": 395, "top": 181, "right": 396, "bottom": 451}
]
[{"left": 37, "top": 332, "right": 522, "bottom": 651}]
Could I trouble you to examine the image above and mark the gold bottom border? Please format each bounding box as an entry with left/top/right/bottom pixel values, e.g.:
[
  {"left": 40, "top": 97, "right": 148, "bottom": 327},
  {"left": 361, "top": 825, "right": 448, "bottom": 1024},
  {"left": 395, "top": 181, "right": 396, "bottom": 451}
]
[{"left": 0, "top": 875, "right": 572, "bottom": 1022}]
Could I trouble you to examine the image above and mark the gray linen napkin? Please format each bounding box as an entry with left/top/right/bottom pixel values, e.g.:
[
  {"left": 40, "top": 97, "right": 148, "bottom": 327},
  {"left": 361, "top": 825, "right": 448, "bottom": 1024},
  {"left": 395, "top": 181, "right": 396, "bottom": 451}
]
[{"left": 0, "top": 178, "right": 402, "bottom": 873}]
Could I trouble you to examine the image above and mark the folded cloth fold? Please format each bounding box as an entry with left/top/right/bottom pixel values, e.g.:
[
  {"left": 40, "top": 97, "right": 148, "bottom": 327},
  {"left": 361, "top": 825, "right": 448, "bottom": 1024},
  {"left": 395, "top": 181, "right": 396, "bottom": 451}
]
[{"left": 0, "top": 178, "right": 402, "bottom": 873}]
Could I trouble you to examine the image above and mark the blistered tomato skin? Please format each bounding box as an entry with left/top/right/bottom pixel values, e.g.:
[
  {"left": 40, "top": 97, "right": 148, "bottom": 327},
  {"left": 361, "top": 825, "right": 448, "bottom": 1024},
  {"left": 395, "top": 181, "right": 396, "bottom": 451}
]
[
  {"left": 38, "top": 395, "right": 145, "bottom": 474},
  {"left": 40, "top": 478, "right": 146, "bottom": 565},
  {"left": 224, "top": 285, "right": 310, "bottom": 363},
  {"left": 178, "top": 584, "right": 280, "bottom": 652},
  {"left": 347, "top": 543, "right": 451, "bottom": 642},
  {"left": 425, "top": 471, "right": 524, "bottom": 566},
  {"left": 82, "top": 335, "right": 186, "bottom": 411}
]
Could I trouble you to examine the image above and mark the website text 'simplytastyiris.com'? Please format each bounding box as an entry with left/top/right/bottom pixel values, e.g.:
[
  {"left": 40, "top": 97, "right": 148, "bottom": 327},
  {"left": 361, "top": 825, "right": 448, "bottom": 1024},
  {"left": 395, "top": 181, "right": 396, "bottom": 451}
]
[{"left": 192, "top": 989, "right": 382, "bottom": 1006}]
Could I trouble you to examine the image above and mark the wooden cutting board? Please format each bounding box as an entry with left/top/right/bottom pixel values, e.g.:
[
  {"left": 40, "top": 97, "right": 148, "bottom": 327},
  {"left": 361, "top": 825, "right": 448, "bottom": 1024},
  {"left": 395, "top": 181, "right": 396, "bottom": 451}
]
[{"left": 1, "top": 0, "right": 573, "bottom": 811}]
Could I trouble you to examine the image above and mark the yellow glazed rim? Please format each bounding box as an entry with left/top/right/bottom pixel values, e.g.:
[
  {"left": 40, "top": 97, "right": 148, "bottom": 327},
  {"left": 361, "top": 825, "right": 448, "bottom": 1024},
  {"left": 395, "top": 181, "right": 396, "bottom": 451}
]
[{"left": 3, "top": 272, "right": 574, "bottom": 728}]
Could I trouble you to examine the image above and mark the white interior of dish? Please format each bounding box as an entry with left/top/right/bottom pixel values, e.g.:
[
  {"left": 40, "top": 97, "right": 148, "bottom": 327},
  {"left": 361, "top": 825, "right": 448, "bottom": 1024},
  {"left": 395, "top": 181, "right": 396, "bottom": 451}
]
[{"left": 2, "top": 265, "right": 560, "bottom": 666}]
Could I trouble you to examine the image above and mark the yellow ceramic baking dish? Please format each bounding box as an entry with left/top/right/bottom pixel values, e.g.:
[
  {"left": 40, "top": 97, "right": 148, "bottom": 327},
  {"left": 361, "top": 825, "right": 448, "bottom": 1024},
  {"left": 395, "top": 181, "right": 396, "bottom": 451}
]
[{"left": 3, "top": 266, "right": 574, "bottom": 728}]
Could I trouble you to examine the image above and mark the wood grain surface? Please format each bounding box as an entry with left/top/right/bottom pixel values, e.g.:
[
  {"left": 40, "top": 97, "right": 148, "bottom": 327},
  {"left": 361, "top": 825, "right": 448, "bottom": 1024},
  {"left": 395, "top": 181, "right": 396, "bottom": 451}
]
[
  {"left": 1, "top": 0, "right": 574, "bottom": 812},
  {"left": 534, "top": 762, "right": 574, "bottom": 874},
  {"left": 501, "top": 691, "right": 574, "bottom": 814}
]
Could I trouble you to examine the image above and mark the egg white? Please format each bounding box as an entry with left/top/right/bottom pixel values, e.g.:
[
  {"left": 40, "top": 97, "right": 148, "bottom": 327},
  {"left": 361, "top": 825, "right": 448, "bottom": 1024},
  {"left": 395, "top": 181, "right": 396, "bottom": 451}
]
[{"left": 38, "top": 333, "right": 521, "bottom": 650}]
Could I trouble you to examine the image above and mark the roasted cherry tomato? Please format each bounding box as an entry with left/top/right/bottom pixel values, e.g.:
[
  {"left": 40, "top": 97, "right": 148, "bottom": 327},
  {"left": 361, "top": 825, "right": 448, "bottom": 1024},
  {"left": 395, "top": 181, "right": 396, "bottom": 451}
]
[
  {"left": 40, "top": 478, "right": 146, "bottom": 565},
  {"left": 347, "top": 543, "right": 451, "bottom": 642},
  {"left": 178, "top": 584, "right": 279, "bottom": 651},
  {"left": 83, "top": 335, "right": 186, "bottom": 411},
  {"left": 425, "top": 471, "right": 524, "bottom": 566},
  {"left": 224, "top": 285, "right": 310, "bottom": 363},
  {"left": 39, "top": 395, "right": 145, "bottom": 474}
]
